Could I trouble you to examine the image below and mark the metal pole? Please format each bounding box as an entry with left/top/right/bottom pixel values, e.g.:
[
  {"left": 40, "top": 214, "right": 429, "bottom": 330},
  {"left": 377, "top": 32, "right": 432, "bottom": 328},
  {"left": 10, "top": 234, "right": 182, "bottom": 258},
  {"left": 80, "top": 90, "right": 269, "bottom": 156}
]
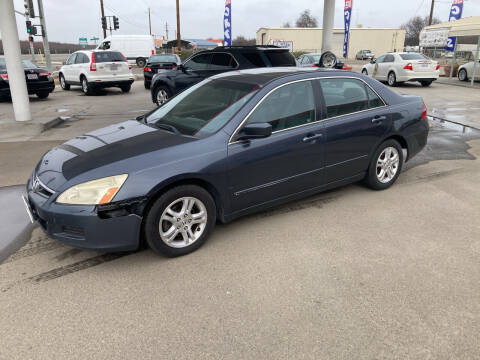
[
  {"left": 148, "top": 8, "right": 152, "bottom": 35},
  {"left": 321, "top": 0, "right": 335, "bottom": 53},
  {"left": 176, "top": 0, "right": 181, "bottom": 56},
  {"left": 37, "top": 0, "right": 51, "bottom": 72},
  {"left": 449, "top": 41, "right": 457, "bottom": 79},
  {"left": 0, "top": 0, "right": 32, "bottom": 122},
  {"left": 428, "top": 0, "right": 435, "bottom": 26},
  {"left": 24, "top": 13, "right": 35, "bottom": 61},
  {"left": 100, "top": 0, "right": 107, "bottom": 39},
  {"left": 471, "top": 37, "right": 480, "bottom": 86}
]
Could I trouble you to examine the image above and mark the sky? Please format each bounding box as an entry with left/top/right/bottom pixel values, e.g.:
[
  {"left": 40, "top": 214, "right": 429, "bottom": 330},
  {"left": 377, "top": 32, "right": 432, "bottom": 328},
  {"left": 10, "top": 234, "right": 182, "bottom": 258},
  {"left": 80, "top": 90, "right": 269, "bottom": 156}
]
[{"left": 5, "top": 0, "right": 480, "bottom": 44}]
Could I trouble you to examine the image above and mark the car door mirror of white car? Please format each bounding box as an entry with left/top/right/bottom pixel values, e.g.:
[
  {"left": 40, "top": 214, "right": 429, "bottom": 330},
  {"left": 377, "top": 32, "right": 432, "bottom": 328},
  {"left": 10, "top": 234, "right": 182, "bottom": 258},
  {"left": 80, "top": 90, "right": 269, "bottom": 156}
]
[{"left": 370, "top": 59, "right": 376, "bottom": 64}]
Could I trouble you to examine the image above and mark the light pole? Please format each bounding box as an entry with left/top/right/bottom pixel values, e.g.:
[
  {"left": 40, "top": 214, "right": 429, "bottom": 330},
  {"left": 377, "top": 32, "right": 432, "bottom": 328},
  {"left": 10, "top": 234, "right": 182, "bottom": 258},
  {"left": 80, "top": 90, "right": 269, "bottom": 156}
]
[
  {"left": 176, "top": 0, "right": 181, "bottom": 56},
  {"left": 321, "top": 0, "right": 335, "bottom": 53}
]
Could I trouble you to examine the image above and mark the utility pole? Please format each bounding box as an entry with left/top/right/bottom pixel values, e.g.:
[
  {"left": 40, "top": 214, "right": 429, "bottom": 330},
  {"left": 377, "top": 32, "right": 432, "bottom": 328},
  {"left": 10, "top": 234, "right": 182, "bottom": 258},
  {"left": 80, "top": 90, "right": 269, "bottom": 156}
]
[
  {"left": 100, "top": 0, "right": 107, "bottom": 38},
  {"left": 176, "top": 0, "right": 181, "bottom": 56},
  {"left": 0, "top": 0, "right": 32, "bottom": 122},
  {"left": 321, "top": 0, "right": 335, "bottom": 53},
  {"left": 428, "top": 0, "right": 435, "bottom": 26},
  {"left": 165, "top": 22, "right": 169, "bottom": 40},
  {"left": 148, "top": 8, "right": 152, "bottom": 35},
  {"left": 37, "top": 0, "right": 52, "bottom": 72},
  {"left": 23, "top": 0, "right": 35, "bottom": 62}
]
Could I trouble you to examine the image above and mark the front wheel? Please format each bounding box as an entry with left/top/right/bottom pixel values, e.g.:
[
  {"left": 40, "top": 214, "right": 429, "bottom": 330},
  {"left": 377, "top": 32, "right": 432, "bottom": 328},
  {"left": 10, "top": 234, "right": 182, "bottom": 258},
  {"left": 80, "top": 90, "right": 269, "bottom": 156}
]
[
  {"left": 36, "top": 91, "right": 50, "bottom": 99},
  {"left": 144, "top": 185, "right": 216, "bottom": 257},
  {"left": 458, "top": 69, "right": 468, "bottom": 82},
  {"left": 387, "top": 72, "right": 397, "bottom": 87},
  {"left": 365, "top": 139, "right": 404, "bottom": 190},
  {"left": 120, "top": 84, "right": 131, "bottom": 93},
  {"left": 362, "top": 69, "right": 368, "bottom": 76},
  {"left": 154, "top": 85, "right": 171, "bottom": 106}
]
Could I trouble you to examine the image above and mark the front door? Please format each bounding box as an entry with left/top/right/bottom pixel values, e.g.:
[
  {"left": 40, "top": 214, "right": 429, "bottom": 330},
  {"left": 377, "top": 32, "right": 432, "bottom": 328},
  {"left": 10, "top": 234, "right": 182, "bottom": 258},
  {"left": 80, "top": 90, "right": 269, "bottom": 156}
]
[
  {"left": 319, "top": 77, "right": 390, "bottom": 184},
  {"left": 63, "top": 53, "right": 77, "bottom": 82},
  {"left": 227, "top": 80, "right": 325, "bottom": 213},
  {"left": 176, "top": 53, "right": 213, "bottom": 93}
]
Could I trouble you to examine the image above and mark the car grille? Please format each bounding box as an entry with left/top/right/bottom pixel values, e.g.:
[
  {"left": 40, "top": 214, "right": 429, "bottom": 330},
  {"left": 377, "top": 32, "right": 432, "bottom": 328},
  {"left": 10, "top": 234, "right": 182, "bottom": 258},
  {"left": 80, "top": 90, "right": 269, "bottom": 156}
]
[{"left": 31, "top": 174, "right": 55, "bottom": 198}]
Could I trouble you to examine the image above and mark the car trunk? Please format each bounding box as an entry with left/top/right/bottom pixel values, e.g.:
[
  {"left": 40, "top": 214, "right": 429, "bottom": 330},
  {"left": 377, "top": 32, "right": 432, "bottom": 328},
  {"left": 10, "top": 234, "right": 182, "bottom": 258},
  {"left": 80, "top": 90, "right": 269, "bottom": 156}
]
[
  {"left": 147, "top": 62, "right": 177, "bottom": 74},
  {"left": 93, "top": 51, "right": 131, "bottom": 79},
  {"left": 410, "top": 59, "right": 437, "bottom": 73}
]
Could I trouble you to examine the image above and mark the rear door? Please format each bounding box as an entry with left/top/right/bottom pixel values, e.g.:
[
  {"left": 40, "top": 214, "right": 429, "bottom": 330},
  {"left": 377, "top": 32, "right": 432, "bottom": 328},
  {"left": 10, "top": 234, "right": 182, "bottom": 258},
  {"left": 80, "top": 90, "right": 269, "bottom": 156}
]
[
  {"left": 93, "top": 51, "right": 130, "bottom": 80},
  {"left": 319, "top": 77, "right": 390, "bottom": 184},
  {"left": 63, "top": 53, "right": 77, "bottom": 81},
  {"left": 208, "top": 52, "right": 238, "bottom": 76}
]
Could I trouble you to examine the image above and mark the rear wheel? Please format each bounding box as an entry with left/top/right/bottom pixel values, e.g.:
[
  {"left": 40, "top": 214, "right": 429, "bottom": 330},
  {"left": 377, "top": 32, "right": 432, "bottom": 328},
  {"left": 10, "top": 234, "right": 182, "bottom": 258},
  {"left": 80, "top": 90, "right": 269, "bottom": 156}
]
[
  {"left": 387, "top": 71, "right": 397, "bottom": 87},
  {"left": 120, "top": 84, "right": 131, "bottom": 93},
  {"left": 144, "top": 185, "right": 216, "bottom": 257},
  {"left": 365, "top": 139, "right": 403, "bottom": 190},
  {"left": 154, "top": 85, "right": 171, "bottom": 106},
  {"left": 59, "top": 74, "right": 70, "bottom": 90},
  {"left": 136, "top": 57, "right": 146, "bottom": 68},
  {"left": 144, "top": 80, "right": 151, "bottom": 89},
  {"left": 420, "top": 81, "right": 432, "bottom": 87},
  {"left": 36, "top": 91, "right": 50, "bottom": 99},
  {"left": 81, "top": 77, "right": 94, "bottom": 95},
  {"left": 362, "top": 69, "right": 368, "bottom": 76},
  {"left": 458, "top": 69, "right": 468, "bottom": 82}
]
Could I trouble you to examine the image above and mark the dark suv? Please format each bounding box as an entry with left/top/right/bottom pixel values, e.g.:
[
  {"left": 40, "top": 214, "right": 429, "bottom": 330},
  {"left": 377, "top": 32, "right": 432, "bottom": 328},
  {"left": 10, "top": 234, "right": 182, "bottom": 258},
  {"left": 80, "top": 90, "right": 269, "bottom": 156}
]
[{"left": 150, "top": 46, "right": 296, "bottom": 105}]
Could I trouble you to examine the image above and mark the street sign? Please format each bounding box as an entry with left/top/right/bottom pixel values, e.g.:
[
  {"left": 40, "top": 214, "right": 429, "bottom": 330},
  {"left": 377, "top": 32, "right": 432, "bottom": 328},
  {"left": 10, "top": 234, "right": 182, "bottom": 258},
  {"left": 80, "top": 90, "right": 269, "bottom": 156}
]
[{"left": 79, "top": 37, "right": 88, "bottom": 48}]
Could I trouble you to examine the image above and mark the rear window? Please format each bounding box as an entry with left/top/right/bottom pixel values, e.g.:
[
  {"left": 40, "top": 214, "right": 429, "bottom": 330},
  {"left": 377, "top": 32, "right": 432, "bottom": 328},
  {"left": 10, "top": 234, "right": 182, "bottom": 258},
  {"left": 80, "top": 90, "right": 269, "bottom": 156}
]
[
  {"left": 265, "top": 51, "right": 296, "bottom": 67},
  {"left": 0, "top": 58, "right": 37, "bottom": 69},
  {"left": 400, "top": 53, "right": 427, "bottom": 60},
  {"left": 149, "top": 55, "right": 178, "bottom": 63},
  {"left": 94, "top": 51, "right": 125, "bottom": 63},
  {"left": 242, "top": 53, "right": 266, "bottom": 67}
]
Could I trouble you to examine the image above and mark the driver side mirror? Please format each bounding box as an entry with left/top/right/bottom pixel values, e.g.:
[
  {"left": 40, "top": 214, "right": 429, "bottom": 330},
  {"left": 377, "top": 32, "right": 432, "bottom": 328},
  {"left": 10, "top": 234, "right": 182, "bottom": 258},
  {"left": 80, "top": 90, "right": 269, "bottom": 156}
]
[
  {"left": 236, "top": 123, "right": 272, "bottom": 141},
  {"left": 178, "top": 64, "right": 186, "bottom": 72},
  {"left": 370, "top": 59, "right": 376, "bottom": 64}
]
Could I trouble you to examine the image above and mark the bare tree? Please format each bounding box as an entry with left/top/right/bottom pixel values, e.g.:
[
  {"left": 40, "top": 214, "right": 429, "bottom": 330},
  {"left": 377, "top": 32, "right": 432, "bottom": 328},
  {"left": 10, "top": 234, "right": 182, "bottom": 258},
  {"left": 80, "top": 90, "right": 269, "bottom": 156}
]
[
  {"left": 282, "top": 22, "right": 291, "bottom": 28},
  {"left": 401, "top": 16, "right": 441, "bottom": 46},
  {"left": 295, "top": 10, "right": 318, "bottom": 28},
  {"left": 232, "top": 36, "right": 256, "bottom": 46}
]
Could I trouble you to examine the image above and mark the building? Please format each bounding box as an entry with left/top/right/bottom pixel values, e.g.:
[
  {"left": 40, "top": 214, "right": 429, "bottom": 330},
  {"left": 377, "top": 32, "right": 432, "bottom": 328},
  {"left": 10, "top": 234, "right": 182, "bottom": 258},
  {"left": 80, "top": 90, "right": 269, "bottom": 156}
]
[{"left": 256, "top": 27, "right": 405, "bottom": 59}]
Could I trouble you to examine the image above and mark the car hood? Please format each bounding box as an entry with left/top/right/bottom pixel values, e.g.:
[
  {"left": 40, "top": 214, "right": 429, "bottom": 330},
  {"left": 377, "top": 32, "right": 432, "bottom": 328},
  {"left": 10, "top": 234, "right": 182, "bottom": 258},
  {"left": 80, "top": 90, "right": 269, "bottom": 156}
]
[{"left": 35, "top": 120, "right": 196, "bottom": 191}]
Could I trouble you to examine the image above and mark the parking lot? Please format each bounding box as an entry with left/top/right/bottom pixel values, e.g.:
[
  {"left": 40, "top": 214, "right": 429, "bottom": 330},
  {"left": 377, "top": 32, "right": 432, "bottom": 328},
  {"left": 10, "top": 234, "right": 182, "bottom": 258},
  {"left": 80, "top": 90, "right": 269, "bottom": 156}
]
[{"left": 1, "top": 71, "right": 480, "bottom": 359}]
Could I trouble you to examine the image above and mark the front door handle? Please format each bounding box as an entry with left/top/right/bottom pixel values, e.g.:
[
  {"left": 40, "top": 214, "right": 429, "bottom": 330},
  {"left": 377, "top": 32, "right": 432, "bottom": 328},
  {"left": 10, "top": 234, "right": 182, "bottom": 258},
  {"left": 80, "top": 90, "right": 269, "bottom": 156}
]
[
  {"left": 372, "top": 115, "right": 387, "bottom": 123},
  {"left": 302, "top": 133, "right": 323, "bottom": 142}
]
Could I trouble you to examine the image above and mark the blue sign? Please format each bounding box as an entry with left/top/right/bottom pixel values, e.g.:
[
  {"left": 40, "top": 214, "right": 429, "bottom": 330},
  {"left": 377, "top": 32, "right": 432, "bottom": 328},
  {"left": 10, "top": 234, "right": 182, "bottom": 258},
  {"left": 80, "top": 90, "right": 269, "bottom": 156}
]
[
  {"left": 445, "top": 36, "right": 457, "bottom": 51},
  {"left": 449, "top": 0, "right": 464, "bottom": 21},
  {"left": 223, "top": 0, "right": 232, "bottom": 46},
  {"left": 343, "top": 0, "right": 353, "bottom": 58}
]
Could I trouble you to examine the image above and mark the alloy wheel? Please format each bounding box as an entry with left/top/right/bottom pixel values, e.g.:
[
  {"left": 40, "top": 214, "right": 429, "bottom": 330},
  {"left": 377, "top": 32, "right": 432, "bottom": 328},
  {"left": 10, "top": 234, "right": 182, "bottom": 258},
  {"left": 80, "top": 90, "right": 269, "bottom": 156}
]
[
  {"left": 388, "top": 73, "right": 396, "bottom": 86},
  {"left": 60, "top": 76, "right": 65, "bottom": 88},
  {"left": 82, "top": 79, "right": 88, "bottom": 93},
  {"left": 156, "top": 89, "right": 169, "bottom": 105},
  {"left": 376, "top": 147, "right": 400, "bottom": 183},
  {"left": 159, "top": 197, "right": 208, "bottom": 248}
]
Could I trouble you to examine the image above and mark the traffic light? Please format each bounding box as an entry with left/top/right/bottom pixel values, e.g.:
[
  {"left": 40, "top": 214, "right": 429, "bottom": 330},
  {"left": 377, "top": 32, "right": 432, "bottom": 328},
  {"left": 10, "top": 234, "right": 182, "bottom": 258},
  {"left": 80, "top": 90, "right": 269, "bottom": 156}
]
[
  {"left": 26, "top": 20, "right": 32, "bottom": 33},
  {"left": 113, "top": 16, "right": 119, "bottom": 30},
  {"left": 24, "top": 0, "right": 35, "bottom": 18},
  {"left": 28, "top": 36, "right": 34, "bottom": 42},
  {"left": 101, "top": 16, "right": 107, "bottom": 30}
]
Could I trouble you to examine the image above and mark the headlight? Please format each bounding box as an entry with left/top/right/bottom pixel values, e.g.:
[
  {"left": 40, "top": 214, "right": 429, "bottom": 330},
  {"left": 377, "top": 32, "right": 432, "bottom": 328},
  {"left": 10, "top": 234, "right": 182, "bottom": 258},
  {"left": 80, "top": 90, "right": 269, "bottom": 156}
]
[{"left": 56, "top": 174, "right": 128, "bottom": 205}]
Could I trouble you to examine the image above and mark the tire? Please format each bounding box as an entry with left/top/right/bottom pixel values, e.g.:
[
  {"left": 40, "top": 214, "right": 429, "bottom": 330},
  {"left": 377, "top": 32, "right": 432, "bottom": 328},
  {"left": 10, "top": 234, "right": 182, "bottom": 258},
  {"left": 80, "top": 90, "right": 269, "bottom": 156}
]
[
  {"left": 81, "top": 76, "right": 94, "bottom": 95},
  {"left": 420, "top": 81, "right": 432, "bottom": 87},
  {"left": 136, "top": 57, "right": 146, "bottom": 68},
  {"left": 362, "top": 69, "right": 368, "bottom": 76},
  {"left": 120, "top": 84, "right": 131, "bottom": 93},
  {"left": 153, "top": 85, "right": 171, "bottom": 106},
  {"left": 319, "top": 51, "right": 337, "bottom": 68},
  {"left": 144, "top": 80, "right": 150, "bottom": 89},
  {"left": 36, "top": 91, "right": 50, "bottom": 99},
  {"left": 144, "top": 185, "right": 216, "bottom": 257},
  {"left": 365, "top": 139, "right": 404, "bottom": 190},
  {"left": 59, "top": 73, "right": 70, "bottom": 90},
  {"left": 458, "top": 69, "right": 468, "bottom": 82},
  {"left": 387, "top": 71, "right": 397, "bottom": 87}
]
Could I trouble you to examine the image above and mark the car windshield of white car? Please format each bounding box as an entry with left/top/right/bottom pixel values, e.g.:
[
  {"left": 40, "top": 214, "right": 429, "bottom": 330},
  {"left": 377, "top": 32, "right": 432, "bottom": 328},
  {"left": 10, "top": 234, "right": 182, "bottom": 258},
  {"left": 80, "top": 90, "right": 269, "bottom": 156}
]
[
  {"left": 146, "top": 79, "right": 259, "bottom": 138},
  {"left": 400, "top": 54, "right": 427, "bottom": 60}
]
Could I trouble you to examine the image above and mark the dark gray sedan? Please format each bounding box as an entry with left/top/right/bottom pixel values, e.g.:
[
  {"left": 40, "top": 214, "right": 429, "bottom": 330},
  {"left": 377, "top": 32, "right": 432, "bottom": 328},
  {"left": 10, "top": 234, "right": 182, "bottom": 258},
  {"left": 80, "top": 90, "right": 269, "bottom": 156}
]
[{"left": 25, "top": 68, "right": 428, "bottom": 257}]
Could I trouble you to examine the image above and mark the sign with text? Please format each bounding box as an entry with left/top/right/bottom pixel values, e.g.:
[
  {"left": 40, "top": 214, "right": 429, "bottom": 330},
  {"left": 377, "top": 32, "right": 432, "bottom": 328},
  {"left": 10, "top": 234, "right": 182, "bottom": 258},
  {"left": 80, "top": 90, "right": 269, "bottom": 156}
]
[
  {"left": 343, "top": 0, "right": 353, "bottom": 58},
  {"left": 445, "top": 36, "right": 457, "bottom": 51},
  {"left": 269, "top": 40, "right": 293, "bottom": 52},
  {"left": 223, "top": 0, "right": 232, "bottom": 46},
  {"left": 449, "top": 0, "right": 464, "bottom": 22}
]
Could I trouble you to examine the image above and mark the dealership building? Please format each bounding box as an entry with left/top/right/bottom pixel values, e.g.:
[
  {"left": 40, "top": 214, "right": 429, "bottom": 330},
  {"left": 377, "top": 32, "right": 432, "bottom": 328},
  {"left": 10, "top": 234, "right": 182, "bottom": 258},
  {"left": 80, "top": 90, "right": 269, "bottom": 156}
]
[{"left": 256, "top": 27, "right": 405, "bottom": 59}]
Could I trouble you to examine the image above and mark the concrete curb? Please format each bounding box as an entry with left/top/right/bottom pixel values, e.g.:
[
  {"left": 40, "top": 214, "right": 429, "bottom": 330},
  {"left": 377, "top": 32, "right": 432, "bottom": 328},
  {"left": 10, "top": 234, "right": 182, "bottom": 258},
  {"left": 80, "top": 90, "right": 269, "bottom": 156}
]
[{"left": 0, "top": 116, "right": 65, "bottom": 141}]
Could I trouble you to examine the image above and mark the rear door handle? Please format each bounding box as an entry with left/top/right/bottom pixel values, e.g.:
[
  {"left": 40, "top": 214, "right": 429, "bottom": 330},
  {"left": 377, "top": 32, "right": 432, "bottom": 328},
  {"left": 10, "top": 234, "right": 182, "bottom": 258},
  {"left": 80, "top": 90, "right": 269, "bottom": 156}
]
[
  {"left": 372, "top": 115, "right": 387, "bottom": 123},
  {"left": 302, "top": 133, "right": 323, "bottom": 142}
]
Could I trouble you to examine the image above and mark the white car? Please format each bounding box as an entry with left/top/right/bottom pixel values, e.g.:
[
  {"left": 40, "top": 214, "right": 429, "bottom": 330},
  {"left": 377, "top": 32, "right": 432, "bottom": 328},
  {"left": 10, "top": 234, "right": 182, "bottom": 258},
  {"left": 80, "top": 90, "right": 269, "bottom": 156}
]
[
  {"left": 59, "top": 50, "right": 134, "bottom": 95},
  {"left": 457, "top": 60, "right": 480, "bottom": 82},
  {"left": 361, "top": 52, "right": 440, "bottom": 87}
]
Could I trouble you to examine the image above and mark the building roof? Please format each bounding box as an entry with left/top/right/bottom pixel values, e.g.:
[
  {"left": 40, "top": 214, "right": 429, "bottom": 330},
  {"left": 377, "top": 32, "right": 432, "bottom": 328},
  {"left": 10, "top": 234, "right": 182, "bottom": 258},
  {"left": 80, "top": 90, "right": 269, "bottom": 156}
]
[
  {"left": 423, "top": 16, "right": 480, "bottom": 37},
  {"left": 184, "top": 39, "right": 219, "bottom": 47}
]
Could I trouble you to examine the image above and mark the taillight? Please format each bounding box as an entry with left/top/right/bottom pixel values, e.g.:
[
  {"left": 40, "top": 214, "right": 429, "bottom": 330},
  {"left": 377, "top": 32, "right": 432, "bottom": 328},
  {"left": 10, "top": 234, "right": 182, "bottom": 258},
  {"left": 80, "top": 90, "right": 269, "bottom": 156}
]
[
  {"left": 435, "top": 64, "right": 440, "bottom": 70},
  {"left": 90, "top": 53, "right": 96, "bottom": 71},
  {"left": 311, "top": 64, "right": 319, "bottom": 67},
  {"left": 172, "top": 65, "right": 177, "bottom": 70},
  {"left": 0, "top": 74, "right": 8, "bottom": 80},
  {"left": 404, "top": 62, "right": 413, "bottom": 71},
  {"left": 144, "top": 66, "right": 152, "bottom": 72},
  {"left": 152, "top": 50, "right": 154, "bottom": 55},
  {"left": 421, "top": 103, "right": 427, "bottom": 120}
]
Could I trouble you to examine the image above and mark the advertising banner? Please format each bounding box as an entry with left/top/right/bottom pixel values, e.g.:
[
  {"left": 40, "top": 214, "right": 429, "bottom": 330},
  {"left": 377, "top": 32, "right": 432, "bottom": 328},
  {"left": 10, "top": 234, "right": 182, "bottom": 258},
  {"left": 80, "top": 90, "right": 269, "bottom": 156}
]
[
  {"left": 343, "top": 0, "right": 353, "bottom": 58},
  {"left": 224, "top": 0, "right": 232, "bottom": 46},
  {"left": 449, "top": 0, "right": 464, "bottom": 22}
]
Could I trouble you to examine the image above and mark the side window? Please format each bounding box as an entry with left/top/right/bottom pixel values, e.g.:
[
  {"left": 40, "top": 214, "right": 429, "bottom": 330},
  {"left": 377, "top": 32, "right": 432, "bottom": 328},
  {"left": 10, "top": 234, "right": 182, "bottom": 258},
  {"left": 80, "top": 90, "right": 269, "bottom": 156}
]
[
  {"left": 210, "top": 53, "right": 237, "bottom": 70},
  {"left": 319, "top": 78, "right": 369, "bottom": 118},
  {"left": 384, "top": 54, "right": 394, "bottom": 63},
  {"left": 243, "top": 52, "right": 266, "bottom": 67},
  {"left": 376, "top": 55, "right": 385, "bottom": 64},
  {"left": 298, "top": 56, "right": 304, "bottom": 64},
  {"left": 184, "top": 53, "right": 212, "bottom": 71},
  {"left": 366, "top": 86, "right": 384, "bottom": 109},
  {"left": 246, "top": 81, "right": 316, "bottom": 132},
  {"left": 66, "top": 54, "right": 77, "bottom": 65},
  {"left": 75, "top": 54, "right": 85, "bottom": 64}
]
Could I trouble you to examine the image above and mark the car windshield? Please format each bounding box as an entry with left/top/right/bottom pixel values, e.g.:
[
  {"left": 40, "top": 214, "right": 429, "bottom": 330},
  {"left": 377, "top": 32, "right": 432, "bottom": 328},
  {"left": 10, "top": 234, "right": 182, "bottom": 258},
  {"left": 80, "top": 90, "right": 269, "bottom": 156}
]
[
  {"left": 400, "top": 53, "right": 427, "bottom": 60},
  {"left": 94, "top": 51, "right": 125, "bottom": 62},
  {"left": 146, "top": 79, "right": 259, "bottom": 138},
  {"left": 0, "top": 58, "right": 37, "bottom": 70},
  {"left": 149, "top": 55, "right": 177, "bottom": 63}
]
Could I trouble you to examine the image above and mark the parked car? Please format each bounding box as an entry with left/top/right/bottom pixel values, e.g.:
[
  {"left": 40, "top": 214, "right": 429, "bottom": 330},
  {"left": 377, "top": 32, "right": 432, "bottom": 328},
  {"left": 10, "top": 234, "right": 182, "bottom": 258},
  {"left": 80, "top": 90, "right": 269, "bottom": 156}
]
[
  {"left": 361, "top": 52, "right": 440, "bottom": 87},
  {"left": 0, "top": 56, "right": 54, "bottom": 100},
  {"left": 356, "top": 50, "right": 375, "bottom": 60},
  {"left": 96, "top": 35, "right": 155, "bottom": 67},
  {"left": 457, "top": 60, "right": 480, "bottom": 82},
  {"left": 58, "top": 50, "right": 134, "bottom": 95},
  {"left": 297, "top": 52, "right": 347, "bottom": 70},
  {"left": 143, "top": 54, "right": 181, "bottom": 89},
  {"left": 24, "top": 67, "right": 429, "bottom": 258},
  {"left": 150, "top": 45, "right": 297, "bottom": 105}
]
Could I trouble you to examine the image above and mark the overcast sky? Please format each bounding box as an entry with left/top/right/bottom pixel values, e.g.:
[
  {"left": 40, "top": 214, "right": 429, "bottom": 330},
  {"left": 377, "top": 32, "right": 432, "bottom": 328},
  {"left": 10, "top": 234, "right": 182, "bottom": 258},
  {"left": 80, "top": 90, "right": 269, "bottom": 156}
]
[{"left": 5, "top": 0, "right": 480, "bottom": 44}]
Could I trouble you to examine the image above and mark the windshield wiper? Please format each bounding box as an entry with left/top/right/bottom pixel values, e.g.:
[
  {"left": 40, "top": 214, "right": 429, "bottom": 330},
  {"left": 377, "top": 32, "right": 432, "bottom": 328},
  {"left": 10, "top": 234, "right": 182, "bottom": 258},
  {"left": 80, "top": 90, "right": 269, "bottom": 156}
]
[{"left": 155, "top": 122, "right": 181, "bottom": 135}]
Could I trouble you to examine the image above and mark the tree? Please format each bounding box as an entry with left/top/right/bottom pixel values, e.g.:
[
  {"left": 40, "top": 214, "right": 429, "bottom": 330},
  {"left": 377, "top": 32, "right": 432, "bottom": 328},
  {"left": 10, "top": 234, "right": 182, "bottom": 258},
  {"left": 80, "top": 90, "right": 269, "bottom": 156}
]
[
  {"left": 282, "top": 22, "right": 291, "bottom": 28},
  {"left": 295, "top": 10, "right": 318, "bottom": 28},
  {"left": 401, "top": 16, "right": 441, "bottom": 46},
  {"left": 232, "top": 36, "right": 256, "bottom": 46}
]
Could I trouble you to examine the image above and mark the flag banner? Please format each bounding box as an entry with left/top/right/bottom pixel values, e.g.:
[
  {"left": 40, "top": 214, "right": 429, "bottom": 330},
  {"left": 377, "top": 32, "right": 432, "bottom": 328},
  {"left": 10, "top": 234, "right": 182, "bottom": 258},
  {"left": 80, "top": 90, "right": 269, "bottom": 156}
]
[
  {"left": 224, "top": 0, "right": 232, "bottom": 46},
  {"left": 445, "top": 36, "right": 457, "bottom": 51},
  {"left": 449, "top": 0, "right": 464, "bottom": 21},
  {"left": 343, "top": 0, "right": 353, "bottom": 58}
]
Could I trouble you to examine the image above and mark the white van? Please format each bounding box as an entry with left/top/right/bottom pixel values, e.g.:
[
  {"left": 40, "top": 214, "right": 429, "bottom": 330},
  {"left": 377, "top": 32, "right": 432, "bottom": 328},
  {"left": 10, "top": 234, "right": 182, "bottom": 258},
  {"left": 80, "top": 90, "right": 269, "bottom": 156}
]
[{"left": 96, "top": 35, "right": 155, "bottom": 67}]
